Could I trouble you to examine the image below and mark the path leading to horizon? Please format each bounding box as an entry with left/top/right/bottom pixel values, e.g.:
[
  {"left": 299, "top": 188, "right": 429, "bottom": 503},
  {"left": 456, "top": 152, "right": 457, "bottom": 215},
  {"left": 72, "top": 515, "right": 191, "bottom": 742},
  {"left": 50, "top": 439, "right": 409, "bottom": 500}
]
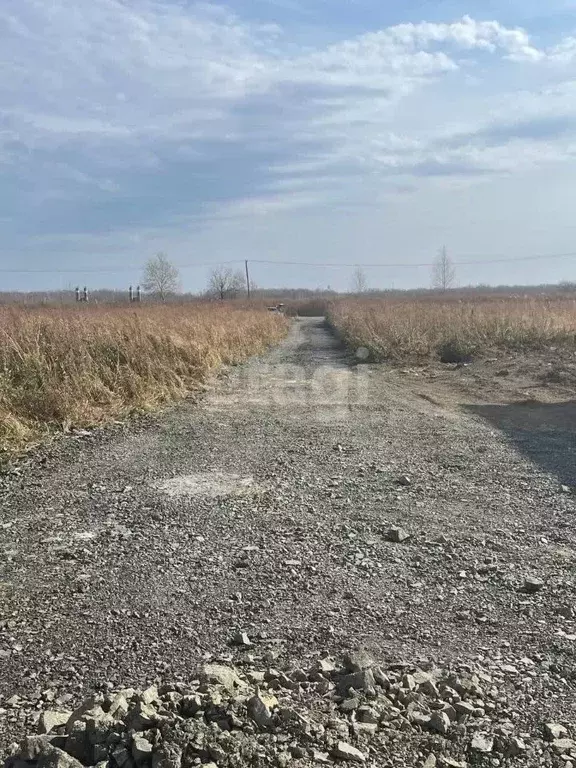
[{"left": 1, "top": 317, "right": 575, "bottom": 751}]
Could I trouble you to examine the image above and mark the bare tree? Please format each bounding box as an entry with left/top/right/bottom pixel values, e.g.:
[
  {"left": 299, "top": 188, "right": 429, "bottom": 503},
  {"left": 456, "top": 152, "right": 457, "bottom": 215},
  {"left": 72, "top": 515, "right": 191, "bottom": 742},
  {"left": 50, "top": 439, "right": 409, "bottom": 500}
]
[
  {"left": 432, "top": 246, "right": 455, "bottom": 291},
  {"left": 351, "top": 266, "right": 368, "bottom": 294},
  {"left": 142, "top": 253, "right": 180, "bottom": 300},
  {"left": 207, "top": 266, "right": 246, "bottom": 300}
]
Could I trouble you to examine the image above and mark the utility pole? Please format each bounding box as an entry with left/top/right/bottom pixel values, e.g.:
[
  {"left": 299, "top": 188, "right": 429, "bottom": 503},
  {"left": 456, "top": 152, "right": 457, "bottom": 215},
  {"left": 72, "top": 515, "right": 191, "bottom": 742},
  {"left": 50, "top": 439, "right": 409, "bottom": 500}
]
[{"left": 245, "top": 260, "right": 251, "bottom": 299}]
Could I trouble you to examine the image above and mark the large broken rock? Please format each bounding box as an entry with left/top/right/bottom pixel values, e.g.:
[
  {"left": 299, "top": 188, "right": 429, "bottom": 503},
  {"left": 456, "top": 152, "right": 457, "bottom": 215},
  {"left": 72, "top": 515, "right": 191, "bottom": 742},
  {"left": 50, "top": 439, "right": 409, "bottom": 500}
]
[
  {"left": 38, "top": 712, "right": 72, "bottom": 736},
  {"left": 63, "top": 722, "right": 88, "bottom": 764},
  {"left": 132, "top": 736, "right": 153, "bottom": 765},
  {"left": 342, "top": 651, "right": 374, "bottom": 673},
  {"left": 544, "top": 723, "right": 568, "bottom": 741},
  {"left": 66, "top": 699, "right": 104, "bottom": 733},
  {"left": 18, "top": 737, "right": 57, "bottom": 761},
  {"left": 552, "top": 738, "right": 575, "bottom": 755},
  {"left": 151, "top": 744, "right": 182, "bottom": 768},
  {"left": 470, "top": 733, "right": 494, "bottom": 753},
  {"left": 429, "top": 711, "right": 450, "bottom": 735},
  {"left": 198, "top": 664, "right": 247, "bottom": 693},
  {"left": 140, "top": 685, "right": 160, "bottom": 706},
  {"left": 124, "top": 702, "right": 158, "bottom": 732},
  {"left": 331, "top": 742, "right": 366, "bottom": 763},
  {"left": 338, "top": 669, "right": 376, "bottom": 696},
  {"left": 108, "top": 693, "right": 130, "bottom": 719},
  {"left": 247, "top": 693, "right": 277, "bottom": 729},
  {"left": 37, "top": 746, "right": 83, "bottom": 768}
]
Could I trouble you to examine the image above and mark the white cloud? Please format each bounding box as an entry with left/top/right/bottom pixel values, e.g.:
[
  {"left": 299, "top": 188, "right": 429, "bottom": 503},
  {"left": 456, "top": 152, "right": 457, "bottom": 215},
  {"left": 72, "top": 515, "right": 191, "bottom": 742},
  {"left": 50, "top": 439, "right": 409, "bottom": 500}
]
[
  {"left": 0, "top": 0, "right": 276, "bottom": 149},
  {"left": 548, "top": 36, "right": 576, "bottom": 62},
  {"left": 4, "top": 1, "right": 576, "bottom": 288},
  {"left": 302, "top": 15, "right": 544, "bottom": 73},
  {"left": 249, "top": 18, "right": 576, "bottom": 192},
  {"left": 0, "top": 5, "right": 553, "bottom": 153}
]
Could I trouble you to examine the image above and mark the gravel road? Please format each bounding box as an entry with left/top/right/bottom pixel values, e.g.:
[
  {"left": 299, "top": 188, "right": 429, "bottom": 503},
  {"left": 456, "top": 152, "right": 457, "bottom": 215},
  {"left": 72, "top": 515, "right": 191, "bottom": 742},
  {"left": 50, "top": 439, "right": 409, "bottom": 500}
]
[{"left": 2, "top": 317, "right": 576, "bottom": 762}]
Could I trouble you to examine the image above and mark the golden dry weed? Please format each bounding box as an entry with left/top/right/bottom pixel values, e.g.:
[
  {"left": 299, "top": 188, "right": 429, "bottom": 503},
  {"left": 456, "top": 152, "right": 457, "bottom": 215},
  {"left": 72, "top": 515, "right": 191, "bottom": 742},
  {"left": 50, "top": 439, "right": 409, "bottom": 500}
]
[
  {"left": 0, "top": 302, "right": 288, "bottom": 453},
  {"left": 328, "top": 295, "right": 576, "bottom": 361}
]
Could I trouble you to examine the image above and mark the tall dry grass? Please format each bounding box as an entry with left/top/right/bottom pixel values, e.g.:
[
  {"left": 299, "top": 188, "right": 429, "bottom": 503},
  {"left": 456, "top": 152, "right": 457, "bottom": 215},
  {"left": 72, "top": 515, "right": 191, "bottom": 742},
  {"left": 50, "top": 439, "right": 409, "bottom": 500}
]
[
  {"left": 328, "top": 296, "right": 576, "bottom": 362},
  {"left": 0, "top": 302, "right": 288, "bottom": 453}
]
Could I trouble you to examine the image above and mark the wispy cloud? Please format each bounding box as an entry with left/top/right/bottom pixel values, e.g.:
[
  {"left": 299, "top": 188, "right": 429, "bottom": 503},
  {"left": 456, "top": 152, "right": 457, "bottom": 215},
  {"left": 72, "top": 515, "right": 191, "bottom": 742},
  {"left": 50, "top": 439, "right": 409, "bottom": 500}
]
[{"left": 2, "top": 0, "right": 576, "bottom": 288}]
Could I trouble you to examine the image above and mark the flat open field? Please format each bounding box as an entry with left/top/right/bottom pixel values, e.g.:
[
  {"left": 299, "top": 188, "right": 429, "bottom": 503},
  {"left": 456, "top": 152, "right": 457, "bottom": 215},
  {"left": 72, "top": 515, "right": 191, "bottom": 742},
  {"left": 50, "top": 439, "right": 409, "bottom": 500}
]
[{"left": 1, "top": 314, "right": 576, "bottom": 767}]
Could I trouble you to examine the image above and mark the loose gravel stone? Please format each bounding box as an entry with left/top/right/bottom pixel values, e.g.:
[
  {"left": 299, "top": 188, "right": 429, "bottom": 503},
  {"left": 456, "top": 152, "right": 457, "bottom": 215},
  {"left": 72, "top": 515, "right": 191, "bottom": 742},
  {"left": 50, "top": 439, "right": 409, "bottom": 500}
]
[
  {"left": 386, "top": 526, "right": 410, "bottom": 543},
  {"left": 230, "top": 631, "right": 252, "bottom": 648},
  {"left": 523, "top": 577, "right": 545, "bottom": 594}
]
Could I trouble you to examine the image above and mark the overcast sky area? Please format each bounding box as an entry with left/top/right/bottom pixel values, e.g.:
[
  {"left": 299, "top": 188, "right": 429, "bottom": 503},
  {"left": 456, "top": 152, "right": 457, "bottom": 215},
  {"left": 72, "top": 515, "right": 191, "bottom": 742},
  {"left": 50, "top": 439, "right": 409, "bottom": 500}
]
[{"left": 3, "top": 0, "right": 576, "bottom": 292}]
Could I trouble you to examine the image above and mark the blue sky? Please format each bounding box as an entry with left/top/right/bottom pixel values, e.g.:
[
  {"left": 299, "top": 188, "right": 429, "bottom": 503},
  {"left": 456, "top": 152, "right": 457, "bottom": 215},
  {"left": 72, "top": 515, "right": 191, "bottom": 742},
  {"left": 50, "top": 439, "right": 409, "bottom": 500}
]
[{"left": 2, "top": 0, "right": 576, "bottom": 292}]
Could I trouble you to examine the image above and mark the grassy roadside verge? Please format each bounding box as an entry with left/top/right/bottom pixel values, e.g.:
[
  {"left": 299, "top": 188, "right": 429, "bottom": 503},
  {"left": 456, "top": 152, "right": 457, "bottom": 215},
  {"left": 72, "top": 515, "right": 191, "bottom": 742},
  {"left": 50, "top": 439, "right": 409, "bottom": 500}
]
[
  {"left": 0, "top": 303, "right": 288, "bottom": 456},
  {"left": 327, "top": 297, "right": 576, "bottom": 362}
]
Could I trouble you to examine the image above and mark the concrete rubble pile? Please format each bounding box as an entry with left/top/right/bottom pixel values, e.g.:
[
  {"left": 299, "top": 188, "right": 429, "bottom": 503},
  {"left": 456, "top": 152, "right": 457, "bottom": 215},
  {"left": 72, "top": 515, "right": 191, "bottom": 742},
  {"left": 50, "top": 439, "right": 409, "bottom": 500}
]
[{"left": 4, "top": 652, "right": 574, "bottom": 768}]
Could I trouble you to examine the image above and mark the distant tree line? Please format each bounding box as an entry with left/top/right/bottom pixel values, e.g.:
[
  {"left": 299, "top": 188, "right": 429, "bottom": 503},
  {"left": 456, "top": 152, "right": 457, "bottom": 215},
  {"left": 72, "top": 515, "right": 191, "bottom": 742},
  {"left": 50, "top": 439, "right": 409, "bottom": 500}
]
[{"left": 2, "top": 248, "right": 575, "bottom": 305}]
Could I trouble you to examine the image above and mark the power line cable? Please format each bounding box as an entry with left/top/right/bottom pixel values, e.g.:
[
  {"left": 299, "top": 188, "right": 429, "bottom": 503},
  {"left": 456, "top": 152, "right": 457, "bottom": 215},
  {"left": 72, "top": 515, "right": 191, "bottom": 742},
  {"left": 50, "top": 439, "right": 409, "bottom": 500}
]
[
  {"left": 250, "top": 251, "right": 576, "bottom": 268},
  {"left": 0, "top": 259, "right": 243, "bottom": 274},
  {"left": 1, "top": 250, "right": 576, "bottom": 274}
]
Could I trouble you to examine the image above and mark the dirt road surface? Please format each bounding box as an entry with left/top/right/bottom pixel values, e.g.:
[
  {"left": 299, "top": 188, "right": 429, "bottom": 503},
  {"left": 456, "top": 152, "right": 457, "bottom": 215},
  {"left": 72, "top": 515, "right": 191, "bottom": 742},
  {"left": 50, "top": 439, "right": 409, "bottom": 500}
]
[{"left": 2, "top": 318, "right": 576, "bottom": 759}]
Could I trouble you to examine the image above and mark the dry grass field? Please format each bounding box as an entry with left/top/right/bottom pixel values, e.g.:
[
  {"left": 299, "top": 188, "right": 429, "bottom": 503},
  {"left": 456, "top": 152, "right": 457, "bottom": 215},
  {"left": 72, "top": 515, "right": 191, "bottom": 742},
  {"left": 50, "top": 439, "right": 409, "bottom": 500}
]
[
  {"left": 328, "top": 295, "right": 576, "bottom": 362},
  {"left": 0, "top": 302, "right": 288, "bottom": 454}
]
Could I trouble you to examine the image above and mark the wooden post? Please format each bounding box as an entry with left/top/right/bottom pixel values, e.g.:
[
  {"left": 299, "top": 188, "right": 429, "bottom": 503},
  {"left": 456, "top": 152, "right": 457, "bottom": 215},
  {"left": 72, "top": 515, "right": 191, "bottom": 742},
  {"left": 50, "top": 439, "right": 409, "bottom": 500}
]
[{"left": 245, "top": 260, "right": 251, "bottom": 299}]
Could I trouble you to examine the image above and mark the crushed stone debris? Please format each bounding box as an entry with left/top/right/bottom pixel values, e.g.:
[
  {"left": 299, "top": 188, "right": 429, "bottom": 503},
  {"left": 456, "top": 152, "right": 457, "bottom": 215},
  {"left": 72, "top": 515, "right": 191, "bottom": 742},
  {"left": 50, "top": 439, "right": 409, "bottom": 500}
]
[{"left": 3, "top": 654, "right": 574, "bottom": 768}]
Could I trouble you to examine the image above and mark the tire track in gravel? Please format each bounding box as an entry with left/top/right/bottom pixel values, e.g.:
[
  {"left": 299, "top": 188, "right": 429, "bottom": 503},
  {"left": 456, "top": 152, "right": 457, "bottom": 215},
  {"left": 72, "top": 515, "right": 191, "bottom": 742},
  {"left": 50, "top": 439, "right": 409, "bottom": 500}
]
[{"left": 1, "top": 317, "right": 576, "bottom": 745}]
